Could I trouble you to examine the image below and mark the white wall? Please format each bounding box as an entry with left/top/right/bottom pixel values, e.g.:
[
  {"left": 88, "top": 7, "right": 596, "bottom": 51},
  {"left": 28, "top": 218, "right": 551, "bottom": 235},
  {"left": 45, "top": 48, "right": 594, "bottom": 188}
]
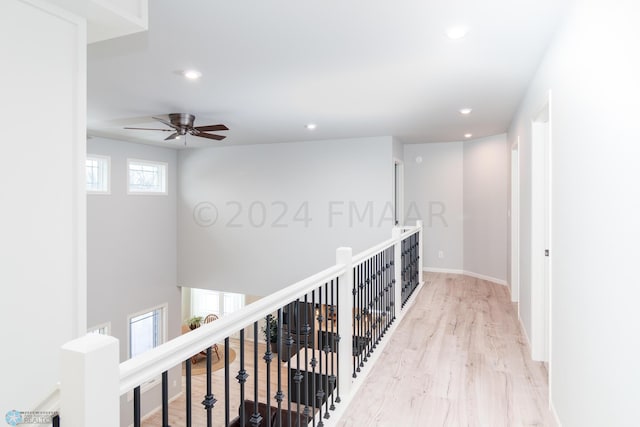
[
  {"left": 178, "top": 136, "right": 395, "bottom": 295},
  {"left": 86, "top": 138, "right": 181, "bottom": 424},
  {"left": 463, "top": 134, "right": 508, "bottom": 283},
  {"left": 0, "top": 0, "right": 86, "bottom": 415},
  {"left": 509, "top": 0, "right": 640, "bottom": 424},
  {"left": 404, "top": 142, "right": 464, "bottom": 271}
]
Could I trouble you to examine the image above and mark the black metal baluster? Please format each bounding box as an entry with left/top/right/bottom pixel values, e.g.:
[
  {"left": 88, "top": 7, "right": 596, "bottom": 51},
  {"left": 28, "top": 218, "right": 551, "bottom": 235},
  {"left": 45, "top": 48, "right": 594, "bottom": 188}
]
[
  {"left": 51, "top": 414, "right": 59, "bottom": 427},
  {"left": 352, "top": 266, "right": 357, "bottom": 378},
  {"left": 162, "top": 370, "right": 170, "bottom": 427},
  {"left": 323, "top": 280, "right": 331, "bottom": 419},
  {"left": 311, "top": 289, "right": 317, "bottom": 427},
  {"left": 276, "top": 308, "right": 284, "bottom": 427},
  {"left": 385, "top": 246, "right": 393, "bottom": 332},
  {"left": 264, "top": 315, "right": 273, "bottom": 427},
  {"left": 133, "top": 386, "right": 141, "bottom": 427},
  {"left": 293, "top": 299, "right": 302, "bottom": 427},
  {"left": 303, "top": 295, "right": 311, "bottom": 424},
  {"left": 390, "top": 246, "right": 396, "bottom": 321},
  {"left": 364, "top": 257, "right": 375, "bottom": 362},
  {"left": 285, "top": 302, "right": 294, "bottom": 427},
  {"left": 186, "top": 357, "right": 192, "bottom": 427},
  {"left": 326, "top": 278, "right": 338, "bottom": 418},
  {"left": 357, "top": 261, "right": 367, "bottom": 372},
  {"left": 330, "top": 278, "right": 337, "bottom": 409},
  {"left": 373, "top": 252, "right": 380, "bottom": 349},
  {"left": 335, "top": 275, "right": 341, "bottom": 403},
  {"left": 316, "top": 287, "right": 323, "bottom": 426},
  {"left": 202, "top": 347, "right": 216, "bottom": 427},
  {"left": 236, "top": 329, "right": 247, "bottom": 427},
  {"left": 224, "top": 337, "right": 230, "bottom": 427},
  {"left": 250, "top": 322, "right": 262, "bottom": 427},
  {"left": 382, "top": 249, "right": 387, "bottom": 335}
]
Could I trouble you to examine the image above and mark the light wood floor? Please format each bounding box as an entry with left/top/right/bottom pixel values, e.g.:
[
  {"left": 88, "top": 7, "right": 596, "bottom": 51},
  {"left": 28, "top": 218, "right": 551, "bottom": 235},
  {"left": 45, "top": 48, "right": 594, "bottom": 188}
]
[
  {"left": 337, "top": 272, "right": 555, "bottom": 427},
  {"left": 143, "top": 273, "right": 554, "bottom": 427}
]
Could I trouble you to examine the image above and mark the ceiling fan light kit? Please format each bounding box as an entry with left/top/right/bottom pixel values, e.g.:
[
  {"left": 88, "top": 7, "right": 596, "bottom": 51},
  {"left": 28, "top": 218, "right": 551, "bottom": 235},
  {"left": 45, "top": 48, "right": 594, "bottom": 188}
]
[{"left": 124, "top": 113, "right": 229, "bottom": 143}]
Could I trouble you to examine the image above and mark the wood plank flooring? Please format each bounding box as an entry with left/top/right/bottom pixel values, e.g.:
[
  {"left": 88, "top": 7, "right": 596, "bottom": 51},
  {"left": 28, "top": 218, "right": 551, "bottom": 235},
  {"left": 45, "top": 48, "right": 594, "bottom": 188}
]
[
  {"left": 337, "top": 273, "right": 555, "bottom": 427},
  {"left": 142, "top": 273, "right": 554, "bottom": 426}
]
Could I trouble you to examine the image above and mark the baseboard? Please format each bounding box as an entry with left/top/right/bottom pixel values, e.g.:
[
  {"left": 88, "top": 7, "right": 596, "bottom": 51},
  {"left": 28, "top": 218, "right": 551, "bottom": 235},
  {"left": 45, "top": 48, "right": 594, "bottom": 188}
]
[
  {"left": 551, "top": 401, "right": 562, "bottom": 426},
  {"left": 423, "top": 268, "right": 508, "bottom": 287},
  {"left": 462, "top": 270, "right": 508, "bottom": 286},
  {"left": 423, "top": 267, "right": 464, "bottom": 274}
]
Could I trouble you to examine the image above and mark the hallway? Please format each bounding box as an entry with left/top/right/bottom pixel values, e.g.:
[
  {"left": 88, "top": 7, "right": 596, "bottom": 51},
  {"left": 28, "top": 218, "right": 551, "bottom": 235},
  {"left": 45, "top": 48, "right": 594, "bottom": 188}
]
[{"left": 337, "top": 272, "right": 555, "bottom": 427}]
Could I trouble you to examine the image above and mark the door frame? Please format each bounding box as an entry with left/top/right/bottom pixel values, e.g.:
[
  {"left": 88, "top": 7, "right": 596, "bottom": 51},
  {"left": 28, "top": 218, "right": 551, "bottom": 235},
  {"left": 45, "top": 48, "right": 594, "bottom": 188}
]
[
  {"left": 530, "top": 91, "right": 552, "bottom": 363},
  {"left": 511, "top": 139, "right": 520, "bottom": 303}
]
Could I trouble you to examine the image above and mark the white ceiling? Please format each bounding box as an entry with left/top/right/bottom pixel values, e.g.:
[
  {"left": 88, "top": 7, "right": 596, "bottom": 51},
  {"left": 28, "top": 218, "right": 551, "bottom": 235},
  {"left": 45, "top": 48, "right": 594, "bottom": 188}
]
[{"left": 87, "top": 0, "right": 571, "bottom": 148}]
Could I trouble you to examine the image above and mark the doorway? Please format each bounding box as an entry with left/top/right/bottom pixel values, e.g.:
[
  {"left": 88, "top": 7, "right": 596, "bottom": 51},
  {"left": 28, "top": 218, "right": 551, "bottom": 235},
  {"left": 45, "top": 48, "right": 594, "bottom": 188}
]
[{"left": 531, "top": 94, "right": 552, "bottom": 362}]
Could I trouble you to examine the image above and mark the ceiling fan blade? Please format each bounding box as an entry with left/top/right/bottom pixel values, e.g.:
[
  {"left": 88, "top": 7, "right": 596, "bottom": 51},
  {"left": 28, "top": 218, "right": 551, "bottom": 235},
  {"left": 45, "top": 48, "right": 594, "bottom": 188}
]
[
  {"left": 164, "top": 132, "right": 180, "bottom": 141},
  {"left": 152, "top": 116, "right": 178, "bottom": 129},
  {"left": 124, "top": 127, "right": 173, "bottom": 131},
  {"left": 193, "top": 124, "right": 229, "bottom": 132},
  {"left": 194, "top": 132, "right": 226, "bottom": 141}
]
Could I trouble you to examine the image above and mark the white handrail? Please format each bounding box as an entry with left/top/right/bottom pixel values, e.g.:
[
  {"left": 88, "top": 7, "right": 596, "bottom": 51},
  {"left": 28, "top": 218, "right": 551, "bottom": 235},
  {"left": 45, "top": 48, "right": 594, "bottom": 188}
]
[
  {"left": 119, "top": 263, "right": 346, "bottom": 394},
  {"left": 352, "top": 225, "right": 419, "bottom": 266}
]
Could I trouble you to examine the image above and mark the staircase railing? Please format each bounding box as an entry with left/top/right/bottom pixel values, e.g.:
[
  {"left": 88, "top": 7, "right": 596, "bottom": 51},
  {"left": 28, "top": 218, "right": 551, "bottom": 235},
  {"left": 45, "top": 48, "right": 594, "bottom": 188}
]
[{"left": 57, "top": 222, "right": 423, "bottom": 427}]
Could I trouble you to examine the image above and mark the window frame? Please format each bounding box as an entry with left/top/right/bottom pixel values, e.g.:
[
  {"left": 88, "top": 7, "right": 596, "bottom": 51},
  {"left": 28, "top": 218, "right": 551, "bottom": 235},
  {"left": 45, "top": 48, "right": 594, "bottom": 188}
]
[
  {"left": 87, "top": 321, "right": 111, "bottom": 335},
  {"left": 126, "top": 158, "right": 168, "bottom": 195},
  {"left": 126, "top": 303, "right": 168, "bottom": 396},
  {"left": 86, "top": 154, "right": 111, "bottom": 195}
]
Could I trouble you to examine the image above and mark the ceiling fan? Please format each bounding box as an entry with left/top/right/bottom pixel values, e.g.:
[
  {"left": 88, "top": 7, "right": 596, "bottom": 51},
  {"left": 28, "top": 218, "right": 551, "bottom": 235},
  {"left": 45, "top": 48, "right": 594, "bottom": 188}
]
[{"left": 124, "top": 113, "right": 229, "bottom": 141}]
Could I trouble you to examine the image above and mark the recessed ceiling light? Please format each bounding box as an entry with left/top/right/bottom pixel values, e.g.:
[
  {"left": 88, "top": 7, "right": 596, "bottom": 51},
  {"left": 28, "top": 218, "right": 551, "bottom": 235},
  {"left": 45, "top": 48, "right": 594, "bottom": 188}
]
[
  {"left": 464, "top": 133, "right": 473, "bottom": 138},
  {"left": 183, "top": 70, "right": 202, "bottom": 80},
  {"left": 459, "top": 108, "right": 473, "bottom": 115},
  {"left": 305, "top": 123, "right": 317, "bottom": 130},
  {"left": 446, "top": 26, "right": 468, "bottom": 40}
]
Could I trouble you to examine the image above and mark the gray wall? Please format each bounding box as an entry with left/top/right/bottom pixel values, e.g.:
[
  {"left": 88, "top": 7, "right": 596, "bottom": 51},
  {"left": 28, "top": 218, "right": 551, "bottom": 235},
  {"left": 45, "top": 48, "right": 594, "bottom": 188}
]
[
  {"left": 178, "top": 136, "right": 395, "bottom": 295},
  {"left": 86, "top": 138, "right": 181, "bottom": 424},
  {"left": 463, "top": 134, "right": 508, "bottom": 282},
  {"left": 404, "top": 138, "right": 508, "bottom": 282},
  {"left": 404, "top": 142, "right": 464, "bottom": 271},
  {"left": 509, "top": 0, "right": 640, "bottom": 424}
]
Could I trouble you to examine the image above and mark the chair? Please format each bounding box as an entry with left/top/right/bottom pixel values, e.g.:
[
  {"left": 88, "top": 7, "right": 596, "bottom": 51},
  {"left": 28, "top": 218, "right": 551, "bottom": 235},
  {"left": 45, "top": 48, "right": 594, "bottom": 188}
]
[
  {"left": 191, "top": 313, "right": 221, "bottom": 363},
  {"left": 202, "top": 314, "right": 221, "bottom": 360}
]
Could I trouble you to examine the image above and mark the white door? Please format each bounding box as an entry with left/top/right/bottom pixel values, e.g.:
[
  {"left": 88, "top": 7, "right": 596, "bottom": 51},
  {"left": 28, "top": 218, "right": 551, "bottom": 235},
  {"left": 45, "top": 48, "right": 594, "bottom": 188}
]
[{"left": 531, "top": 97, "right": 552, "bottom": 362}]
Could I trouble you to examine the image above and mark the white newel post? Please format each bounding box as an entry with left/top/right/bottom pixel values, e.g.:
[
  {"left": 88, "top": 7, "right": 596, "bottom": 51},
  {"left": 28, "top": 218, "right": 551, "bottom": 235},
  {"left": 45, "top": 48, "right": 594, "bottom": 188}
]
[
  {"left": 336, "top": 246, "right": 353, "bottom": 399},
  {"left": 392, "top": 227, "right": 402, "bottom": 311},
  {"left": 416, "top": 220, "right": 424, "bottom": 283},
  {"left": 60, "top": 334, "right": 120, "bottom": 427}
]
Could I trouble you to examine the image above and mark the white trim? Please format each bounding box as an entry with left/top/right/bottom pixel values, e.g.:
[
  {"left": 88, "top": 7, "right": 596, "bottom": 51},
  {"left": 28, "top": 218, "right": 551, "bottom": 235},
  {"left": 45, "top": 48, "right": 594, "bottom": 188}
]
[
  {"left": 551, "top": 401, "right": 562, "bottom": 426},
  {"left": 462, "top": 270, "right": 508, "bottom": 286},
  {"left": 126, "top": 158, "right": 168, "bottom": 195},
  {"left": 423, "top": 267, "right": 464, "bottom": 274},
  {"left": 423, "top": 268, "right": 507, "bottom": 286}
]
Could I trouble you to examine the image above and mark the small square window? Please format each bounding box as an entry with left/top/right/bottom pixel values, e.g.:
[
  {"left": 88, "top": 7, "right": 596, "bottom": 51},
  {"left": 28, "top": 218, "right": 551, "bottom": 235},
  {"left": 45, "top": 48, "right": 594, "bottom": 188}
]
[
  {"left": 86, "top": 155, "right": 110, "bottom": 194},
  {"left": 128, "top": 159, "right": 167, "bottom": 195}
]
